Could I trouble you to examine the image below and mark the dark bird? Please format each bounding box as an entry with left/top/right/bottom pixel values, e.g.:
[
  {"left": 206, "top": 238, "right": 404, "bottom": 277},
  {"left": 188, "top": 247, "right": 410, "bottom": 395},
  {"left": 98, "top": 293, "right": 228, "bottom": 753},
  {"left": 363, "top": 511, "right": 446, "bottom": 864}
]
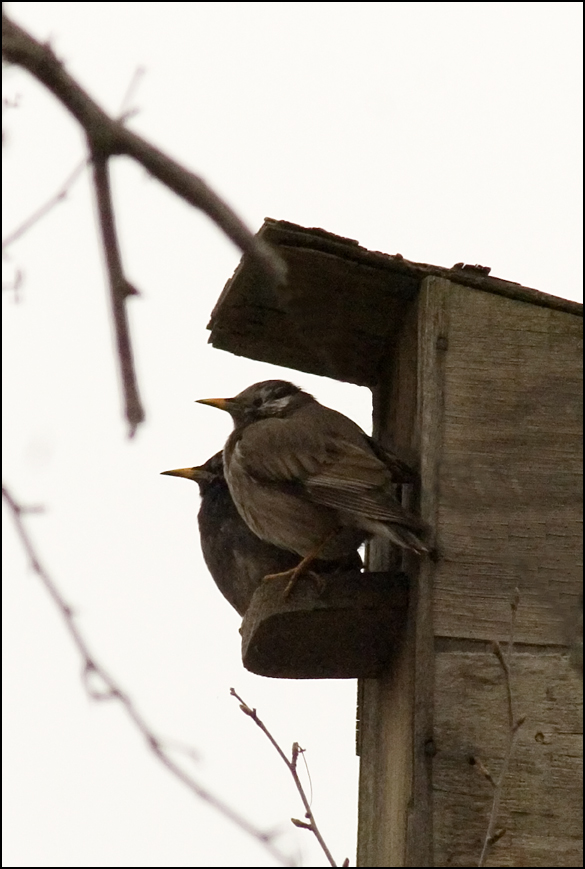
[
  {"left": 196, "top": 380, "right": 429, "bottom": 589},
  {"left": 161, "top": 451, "right": 362, "bottom": 614}
]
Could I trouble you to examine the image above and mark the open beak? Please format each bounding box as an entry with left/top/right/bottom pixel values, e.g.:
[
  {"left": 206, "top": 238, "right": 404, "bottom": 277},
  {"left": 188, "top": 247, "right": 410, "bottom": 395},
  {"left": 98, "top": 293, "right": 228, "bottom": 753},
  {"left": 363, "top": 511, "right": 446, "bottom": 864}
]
[
  {"left": 195, "top": 397, "right": 232, "bottom": 411},
  {"left": 160, "top": 467, "right": 201, "bottom": 480}
]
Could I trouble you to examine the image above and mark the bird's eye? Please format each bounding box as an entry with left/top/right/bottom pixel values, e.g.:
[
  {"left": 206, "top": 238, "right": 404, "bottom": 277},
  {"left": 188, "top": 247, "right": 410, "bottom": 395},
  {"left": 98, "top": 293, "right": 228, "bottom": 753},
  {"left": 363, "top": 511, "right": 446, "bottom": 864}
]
[{"left": 252, "top": 397, "right": 263, "bottom": 408}]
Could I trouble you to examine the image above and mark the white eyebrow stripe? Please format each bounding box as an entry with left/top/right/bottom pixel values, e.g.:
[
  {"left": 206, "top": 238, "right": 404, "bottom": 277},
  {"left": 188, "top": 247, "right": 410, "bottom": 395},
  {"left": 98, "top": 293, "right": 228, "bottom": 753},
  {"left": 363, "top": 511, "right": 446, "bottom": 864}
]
[{"left": 268, "top": 395, "right": 295, "bottom": 412}]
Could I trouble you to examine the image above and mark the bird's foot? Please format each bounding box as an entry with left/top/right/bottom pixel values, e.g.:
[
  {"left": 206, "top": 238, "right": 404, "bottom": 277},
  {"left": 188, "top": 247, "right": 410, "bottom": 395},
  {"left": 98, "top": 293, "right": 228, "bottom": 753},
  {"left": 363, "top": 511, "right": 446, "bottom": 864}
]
[
  {"left": 296, "top": 570, "right": 327, "bottom": 597},
  {"left": 263, "top": 533, "right": 336, "bottom": 597},
  {"left": 263, "top": 567, "right": 326, "bottom": 598}
]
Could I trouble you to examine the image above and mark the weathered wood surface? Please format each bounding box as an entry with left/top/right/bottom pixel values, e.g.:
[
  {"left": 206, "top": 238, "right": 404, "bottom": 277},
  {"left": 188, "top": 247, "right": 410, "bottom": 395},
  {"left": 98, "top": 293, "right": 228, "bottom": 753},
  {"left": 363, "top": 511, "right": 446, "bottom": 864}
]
[
  {"left": 432, "top": 279, "right": 582, "bottom": 644},
  {"left": 434, "top": 647, "right": 583, "bottom": 867},
  {"left": 209, "top": 240, "right": 417, "bottom": 386},
  {"left": 241, "top": 571, "right": 408, "bottom": 679},
  {"left": 205, "top": 225, "right": 582, "bottom": 867},
  {"left": 358, "top": 277, "right": 582, "bottom": 867},
  {"left": 208, "top": 219, "right": 582, "bottom": 389},
  {"left": 358, "top": 294, "right": 439, "bottom": 867},
  {"left": 427, "top": 278, "right": 583, "bottom": 867}
]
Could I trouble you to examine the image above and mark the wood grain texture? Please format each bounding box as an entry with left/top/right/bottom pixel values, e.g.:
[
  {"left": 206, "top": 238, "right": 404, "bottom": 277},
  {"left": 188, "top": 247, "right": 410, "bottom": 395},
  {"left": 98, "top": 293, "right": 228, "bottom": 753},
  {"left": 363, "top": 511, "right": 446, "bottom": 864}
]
[
  {"left": 240, "top": 570, "right": 408, "bottom": 679},
  {"left": 358, "top": 277, "right": 582, "bottom": 867},
  {"left": 357, "top": 302, "right": 418, "bottom": 867},
  {"left": 428, "top": 278, "right": 583, "bottom": 867},
  {"left": 208, "top": 237, "right": 417, "bottom": 386},
  {"left": 202, "top": 218, "right": 583, "bottom": 866},
  {"left": 434, "top": 647, "right": 583, "bottom": 867},
  {"left": 432, "top": 280, "right": 582, "bottom": 644},
  {"left": 358, "top": 291, "right": 440, "bottom": 867},
  {"left": 208, "top": 219, "right": 582, "bottom": 389}
]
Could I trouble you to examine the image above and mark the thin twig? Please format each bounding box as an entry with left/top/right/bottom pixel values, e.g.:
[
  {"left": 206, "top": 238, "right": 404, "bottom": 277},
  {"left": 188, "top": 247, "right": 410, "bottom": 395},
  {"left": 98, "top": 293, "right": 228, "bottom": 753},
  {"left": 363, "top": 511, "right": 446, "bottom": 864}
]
[
  {"left": 3, "top": 70, "right": 144, "bottom": 433},
  {"left": 491, "top": 642, "right": 514, "bottom": 732},
  {"left": 231, "top": 688, "right": 343, "bottom": 867},
  {"left": 471, "top": 757, "right": 496, "bottom": 788},
  {"left": 117, "top": 65, "right": 145, "bottom": 123},
  {"left": 2, "top": 158, "right": 88, "bottom": 250},
  {"left": 3, "top": 9, "right": 286, "bottom": 437},
  {"left": 2, "top": 11, "right": 287, "bottom": 286},
  {"left": 2, "top": 484, "right": 295, "bottom": 867},
  {"left": 2, "top": 267, "right": 23, "bottom": 301},
  {"left": 478, "top": 591, "right": 525, "bottom": 867},
  {"left": 91, "top": 153, "right": 144, "bottom": 436}
]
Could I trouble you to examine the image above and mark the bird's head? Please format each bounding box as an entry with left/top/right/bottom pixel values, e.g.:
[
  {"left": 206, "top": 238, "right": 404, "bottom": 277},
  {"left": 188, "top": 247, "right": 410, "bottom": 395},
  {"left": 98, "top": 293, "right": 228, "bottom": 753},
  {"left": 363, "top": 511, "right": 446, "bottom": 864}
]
[
  {"left": 196, "top": 380, "right": 312, "bottom": 427},
  {"left": 160, "top": 450, "right": 225, "bottom": 494}
]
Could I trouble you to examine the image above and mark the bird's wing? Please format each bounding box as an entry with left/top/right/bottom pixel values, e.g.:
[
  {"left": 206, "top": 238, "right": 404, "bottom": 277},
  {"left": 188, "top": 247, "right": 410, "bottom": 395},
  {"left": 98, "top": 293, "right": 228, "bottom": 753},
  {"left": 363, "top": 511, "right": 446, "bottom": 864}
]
[
  {"left": 364, "top": 436, "right": 418, "bottom": 484},
  {"left": 305, "top": 440, "right": 426, "bottom": 531},
  {"left": 233, "top": 415, "right": 423, "bottom": 529},
  {"left": 232, "top": 403, "right": 401, "bottom": 484},
  {"left": 232, "top": 413, "right": 345, "bottom": 483},
  {"left": 231, "top": 403, "right": 425, "bottom": 530}
]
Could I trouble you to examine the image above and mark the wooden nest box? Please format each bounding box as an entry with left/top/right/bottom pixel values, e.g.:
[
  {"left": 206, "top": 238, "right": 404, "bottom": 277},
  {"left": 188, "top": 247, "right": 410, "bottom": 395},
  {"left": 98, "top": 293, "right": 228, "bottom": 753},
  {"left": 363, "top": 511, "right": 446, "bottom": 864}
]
[{"left": 208, "top": 219, "right": 582, "bottom": 867}]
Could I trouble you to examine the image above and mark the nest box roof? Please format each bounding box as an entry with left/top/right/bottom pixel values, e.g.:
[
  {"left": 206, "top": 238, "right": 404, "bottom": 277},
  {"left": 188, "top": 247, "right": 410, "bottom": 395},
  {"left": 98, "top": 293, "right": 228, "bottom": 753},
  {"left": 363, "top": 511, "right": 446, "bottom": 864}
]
[{"left": 208, "top": 218, "right": 582, "bottom": 386}]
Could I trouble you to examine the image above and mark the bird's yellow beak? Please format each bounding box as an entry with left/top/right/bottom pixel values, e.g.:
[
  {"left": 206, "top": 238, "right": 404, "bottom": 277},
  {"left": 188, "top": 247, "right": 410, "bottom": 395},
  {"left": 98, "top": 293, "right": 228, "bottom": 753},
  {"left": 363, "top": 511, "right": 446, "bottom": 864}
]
[
  {"left": 196, "top": 397, "right": 232, "bottom": 411},
  {"left": 160, "top": 467, "right": 200, "bottom": 480}
]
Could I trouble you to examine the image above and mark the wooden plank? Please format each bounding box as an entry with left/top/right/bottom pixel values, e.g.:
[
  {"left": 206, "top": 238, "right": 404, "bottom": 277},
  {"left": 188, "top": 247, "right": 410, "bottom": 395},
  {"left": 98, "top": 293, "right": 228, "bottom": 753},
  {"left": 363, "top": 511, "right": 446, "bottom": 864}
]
[
  {"left": 357, "top": 299, "right": 420, "bottom": 867},
  {"left": 358, "top": 277, "right": 582, "bottom": 867},
  {"left": 405, "top": 277, "right": 456, "bottom": 866},
  {"left": 357, "top": 284, "right": 447, "bottom": 866},
  {"left": 434, "top": 646, "right": 583, "bottom": 867},
  {"left": 207, "top": 219, "right": 582, "bottom": 389},
  {"left": 424, "top": 277, "right": 583, "bottom": 867},
  {"left": 431, "top": 280, "right": 582, "bottom": 644},
  {"left": 240, "top": 570, "right": 408, "bottom": 679},
  {"left": 208, "top": 240, "right": 417, "bottom": 386}
]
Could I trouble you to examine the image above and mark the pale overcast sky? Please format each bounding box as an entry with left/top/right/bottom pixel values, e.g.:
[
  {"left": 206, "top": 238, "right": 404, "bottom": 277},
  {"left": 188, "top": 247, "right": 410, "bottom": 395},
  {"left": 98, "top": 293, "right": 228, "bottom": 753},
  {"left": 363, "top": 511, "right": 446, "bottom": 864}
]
[{"left": 3, "top": 3, "right": 582, "bottom": 867}]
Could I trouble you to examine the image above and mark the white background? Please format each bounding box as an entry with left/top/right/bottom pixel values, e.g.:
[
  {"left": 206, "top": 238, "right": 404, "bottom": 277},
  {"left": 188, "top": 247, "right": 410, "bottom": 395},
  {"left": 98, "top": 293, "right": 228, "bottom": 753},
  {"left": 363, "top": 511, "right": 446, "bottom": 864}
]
[{"left": 3, "top": 3, "right": 582, "bottom": 867}]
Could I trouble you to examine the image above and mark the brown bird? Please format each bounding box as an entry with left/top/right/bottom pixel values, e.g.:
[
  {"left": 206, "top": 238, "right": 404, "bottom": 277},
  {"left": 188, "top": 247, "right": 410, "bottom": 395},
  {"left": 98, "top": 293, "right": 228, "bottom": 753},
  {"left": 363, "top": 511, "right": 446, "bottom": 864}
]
[
  {"left": 161, "top": 451, "right": 362, "bottom": 613},
  {"left": 197, "top": 380, "right": 428, "bottom": 588}
]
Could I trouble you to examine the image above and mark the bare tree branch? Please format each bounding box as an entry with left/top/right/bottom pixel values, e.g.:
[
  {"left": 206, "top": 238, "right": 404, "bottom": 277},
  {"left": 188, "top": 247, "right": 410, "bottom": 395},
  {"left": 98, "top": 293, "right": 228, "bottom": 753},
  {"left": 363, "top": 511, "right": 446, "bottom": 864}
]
[
  {"left": 1, "top": 11, "right": 286, "bottom": 285},
  {"left": 91, "top": 152, "right": 144, "bottom": 436},
  {"left": 2, "top": 9, "right": 287, "bottom": 435},
  {"left": 231, "top": 688, "right": 345, "bottom": 867},
  {"left": 2, "top": 483, "right": 296, "bottom": 868}
]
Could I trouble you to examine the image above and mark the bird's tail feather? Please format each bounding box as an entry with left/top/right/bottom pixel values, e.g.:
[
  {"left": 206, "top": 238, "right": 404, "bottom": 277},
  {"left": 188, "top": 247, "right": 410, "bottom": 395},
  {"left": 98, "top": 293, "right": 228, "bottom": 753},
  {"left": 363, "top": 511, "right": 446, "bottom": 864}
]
[{"left": 364, "top": 519, "right": 430, "bottom": 554}]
